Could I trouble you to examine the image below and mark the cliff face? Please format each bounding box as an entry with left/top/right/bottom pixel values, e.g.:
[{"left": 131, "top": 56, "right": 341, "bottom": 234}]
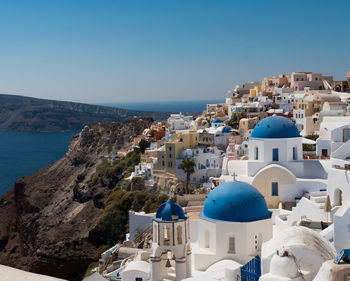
[
  {"left": 0, "top": 94, "right": 170, "bottom": 131},
  {"left": 0, "top": 117, "right": 153, "bottom": 280}
]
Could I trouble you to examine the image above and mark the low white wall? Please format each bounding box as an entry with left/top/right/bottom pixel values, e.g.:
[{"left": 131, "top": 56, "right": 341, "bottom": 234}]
[{"left": 129, "top": 211, "right": 154, "bottom": 241}]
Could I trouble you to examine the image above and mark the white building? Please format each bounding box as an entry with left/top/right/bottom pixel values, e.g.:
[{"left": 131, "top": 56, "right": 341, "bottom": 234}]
[
  {"left": 228, "top": 102, "right": 265, "bottom": 119},
  {"left": 273, "top": 87, "right": 293, "bottom": 105},
  {"left": 167, "top": 113, "right": 194, "bottom": 132},
  {"left": 316, "top": 117, "right": 350, "bottom": 205},
  {"left": 221, "top": 115, "right": 328, "bottom": 208},
  {"left": 202, "top": 124, "right": 235, "bottom": 147},
  {"left": 334, "top": 199, "right": 350, "bottom": 252},
  {"left": 316, "top": 116, "right": 350, "bottom": 157},
  {"left": 176, "top": 146, "right": 224, "bottom": 184},
  {"left": 121, "top": 261, "right": 150, "bottom": 281},
  {"left": 127, "top": 163, "right": 153, "bottom": 181},
  {"left": 128, "top": 211, "right": 155, "bottom": 242}
]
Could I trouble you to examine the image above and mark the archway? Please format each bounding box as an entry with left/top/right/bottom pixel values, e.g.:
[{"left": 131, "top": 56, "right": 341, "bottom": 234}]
[
  {"left": 334, "top": 188, "right": 342, "bottom": 206},
  {"left": 252, "top": 164, "right": 296, "bottom": 208}
]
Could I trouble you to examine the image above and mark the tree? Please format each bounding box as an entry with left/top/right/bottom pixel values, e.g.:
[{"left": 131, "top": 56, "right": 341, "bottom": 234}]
[
  {"left": 179, "top": 157, "right": 195, "bottom": 194},
  {"left": 138, "top": 139, "right": 150, "bottom": 153},
  {"left": 227, "top": 112, "right": 242, "bottom": 129}
]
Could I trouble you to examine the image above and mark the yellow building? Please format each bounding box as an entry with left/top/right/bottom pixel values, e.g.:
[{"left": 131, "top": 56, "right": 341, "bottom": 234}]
[
  {"left": 249, "top": 85, "right": 262, "bottom": 100},
  {"left": 291, "top": 96, "right": 316, "bottom": 116},
  {"left": 239, "top": 117, "right": 259, "bottom": 135},
  {"left": 154, "top": 131, "right": 199, "bottom": 174},
  {"left": 171, "top": 131, "right": 199, "bottom": 157}
]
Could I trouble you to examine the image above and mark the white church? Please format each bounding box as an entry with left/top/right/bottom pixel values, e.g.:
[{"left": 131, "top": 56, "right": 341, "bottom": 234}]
[
  {"left": 221, "top": 115, "right": 329, "bottom": 208},
  {"left": 149, "top": 181, "right": 273, "bottom": 281}
]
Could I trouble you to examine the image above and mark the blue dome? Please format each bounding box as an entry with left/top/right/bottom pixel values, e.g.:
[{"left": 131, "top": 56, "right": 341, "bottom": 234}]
[
  {"left": 222, "top": 127, "right": 232, "bottom": 133},
  {"left": 155, "top": 199, "right": 187, "bottom": 222},
  {"left": 212, "top": 118, "right": 222, "bottom": 124},
  {"left": 201, "top": 181, "right": 271, "bottom": 222},
  {"left": 251, "top": 116, "right": 300, "bottom": 139}
]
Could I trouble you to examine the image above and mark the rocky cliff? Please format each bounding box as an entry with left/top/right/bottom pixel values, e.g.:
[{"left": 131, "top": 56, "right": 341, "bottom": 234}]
[
  {"left": 0, "top": 117, "right": 153, "bottom": 280},
  {"left": 0, "top": 94, "right": 170, "bottom": 131}
]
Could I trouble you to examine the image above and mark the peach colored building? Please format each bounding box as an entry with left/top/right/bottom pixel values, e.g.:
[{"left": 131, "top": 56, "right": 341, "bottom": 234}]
[{"left": 290, "top": 72, "right": 324, "bottom": 91}]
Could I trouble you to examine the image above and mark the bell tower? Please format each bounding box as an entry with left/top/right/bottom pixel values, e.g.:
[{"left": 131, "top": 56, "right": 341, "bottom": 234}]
[{"left": 150, "top": 199, "right": 191, "bottom": 281}]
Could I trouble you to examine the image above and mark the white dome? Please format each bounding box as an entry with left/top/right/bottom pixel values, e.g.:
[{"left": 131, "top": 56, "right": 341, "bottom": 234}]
[
  {"left": 270, "top": 252, "right": 299, "bottom": 278},
  {"left": 262, "top": 226, "right": 336, "bottom": 280}
]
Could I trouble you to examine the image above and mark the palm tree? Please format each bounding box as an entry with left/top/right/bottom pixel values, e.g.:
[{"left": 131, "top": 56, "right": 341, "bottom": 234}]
[{"left": 179, "top": 157, "right": 195, "bottom": 194}]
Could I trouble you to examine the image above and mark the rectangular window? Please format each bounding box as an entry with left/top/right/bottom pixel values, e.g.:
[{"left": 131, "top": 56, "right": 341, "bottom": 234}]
[
  {"left": 272, "top": 182, "right": 278, "bottom": 196},
  {"left": 255, "top": 147, "right": 259, "bottom": 160},
  {"left": 293, "top": 147, "right": 297, "bottom": 160},
  {"left": 228, "top": 237, "right": 235, "bottom": 253},
  {"left": 272, "top": 148, "right": 279, "bottom": 161}
]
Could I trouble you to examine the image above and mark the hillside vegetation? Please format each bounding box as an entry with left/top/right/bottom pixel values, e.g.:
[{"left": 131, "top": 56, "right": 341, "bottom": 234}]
[{"left": 89, "top": 150, "right": 168, "bottom": 247}]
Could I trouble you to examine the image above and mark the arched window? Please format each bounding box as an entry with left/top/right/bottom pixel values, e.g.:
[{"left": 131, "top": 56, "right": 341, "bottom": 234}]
[
  {"left": 164, "top": 225, "right": 170, "bottom": 245},
  {"left": 255, "top": 147, "right": 259, "bottom": 160},
  {"left": 177, "top": 225, "right": 182, "bottom": 244},
  {"left": 205, "top": 230, "right": 210, "bottom": 248},
  {"left": 206, "top": 159, "right": 210, "bottom": 168},
  {"left": 334, "top": 188, "right": 342, "bottom": 206}
]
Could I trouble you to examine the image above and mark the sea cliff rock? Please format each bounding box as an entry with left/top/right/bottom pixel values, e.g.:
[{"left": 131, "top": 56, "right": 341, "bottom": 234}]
[{"left": 0, "top": 117, "right": 153, "bottom": 280}]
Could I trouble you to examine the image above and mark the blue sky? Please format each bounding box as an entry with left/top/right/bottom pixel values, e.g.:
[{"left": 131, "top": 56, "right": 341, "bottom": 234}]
[{"left": 0, "top": 0, "right": 349, "bottom": 103}]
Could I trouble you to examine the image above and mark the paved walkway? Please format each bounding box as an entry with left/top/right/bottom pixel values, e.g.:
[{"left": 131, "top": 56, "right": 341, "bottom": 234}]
[
  {"left": 0, "top": 265, "right": 66, "bottom": 281},
  {"left": 83, "top": 272, "right": 107, "bottom": 281}
]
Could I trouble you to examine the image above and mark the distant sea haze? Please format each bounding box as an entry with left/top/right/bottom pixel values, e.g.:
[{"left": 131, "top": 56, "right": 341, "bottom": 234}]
[{"left": 102, "top": 99, "right": 225, "bottom": 113}]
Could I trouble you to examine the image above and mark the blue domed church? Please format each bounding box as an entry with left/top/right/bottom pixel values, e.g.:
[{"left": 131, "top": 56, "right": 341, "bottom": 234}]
[
  {"left": 221, "top": 115, "right": 328, "bottom": 208},
  {"left": 192, "top": 181, "right": 273, "bottom": 271},
  {"left": 150, "top": 182, "right": 273, "bottom": 280}
]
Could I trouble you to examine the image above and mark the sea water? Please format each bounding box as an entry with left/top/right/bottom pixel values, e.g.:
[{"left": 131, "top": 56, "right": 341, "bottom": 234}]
[
  {"left": 0, "top": 131, "right": 78, "bottom": 196},
  {"left": 0, "top": 99, "right": 221, "bottom": 196}
]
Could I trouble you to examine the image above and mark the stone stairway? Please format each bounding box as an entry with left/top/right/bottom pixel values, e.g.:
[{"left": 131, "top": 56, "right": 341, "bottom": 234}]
[{"left": 309, "top": 191, "right": 328, "bottom": 209}]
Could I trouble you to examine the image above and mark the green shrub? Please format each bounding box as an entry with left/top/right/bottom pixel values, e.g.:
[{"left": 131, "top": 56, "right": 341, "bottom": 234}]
[
  {"left": 96, "top": 189, "right": 168, "bottom": 246},
  {"left": 90, "top": 150, "right": 141, "bottom": 187}
]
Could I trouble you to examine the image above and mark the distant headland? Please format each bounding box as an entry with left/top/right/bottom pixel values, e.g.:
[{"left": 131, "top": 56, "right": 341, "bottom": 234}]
[{"left": 0, "top": 94, "right": 173, "bottom": 132}]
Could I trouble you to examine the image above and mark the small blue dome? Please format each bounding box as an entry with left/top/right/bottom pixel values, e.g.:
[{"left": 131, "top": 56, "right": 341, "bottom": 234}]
[
  {"left": 201, "top": 181, "right": 271, "bottom": 222},
  {"left": 212, "top": 118, "right": 222, "bottom": 124},
  {"left": 155, "top": 199, "right": 187, "bottom": 222},
  {"left": 251, "top": 116, "right": 300, "bottom": 139},
  {"left": 222, "top": 127, "right": 232, "bottom": 133}
]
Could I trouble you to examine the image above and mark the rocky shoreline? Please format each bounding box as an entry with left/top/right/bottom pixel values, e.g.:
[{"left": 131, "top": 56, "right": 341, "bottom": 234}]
[{"left": 0, "top": 117, "right": 154, "bottom": 280}]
